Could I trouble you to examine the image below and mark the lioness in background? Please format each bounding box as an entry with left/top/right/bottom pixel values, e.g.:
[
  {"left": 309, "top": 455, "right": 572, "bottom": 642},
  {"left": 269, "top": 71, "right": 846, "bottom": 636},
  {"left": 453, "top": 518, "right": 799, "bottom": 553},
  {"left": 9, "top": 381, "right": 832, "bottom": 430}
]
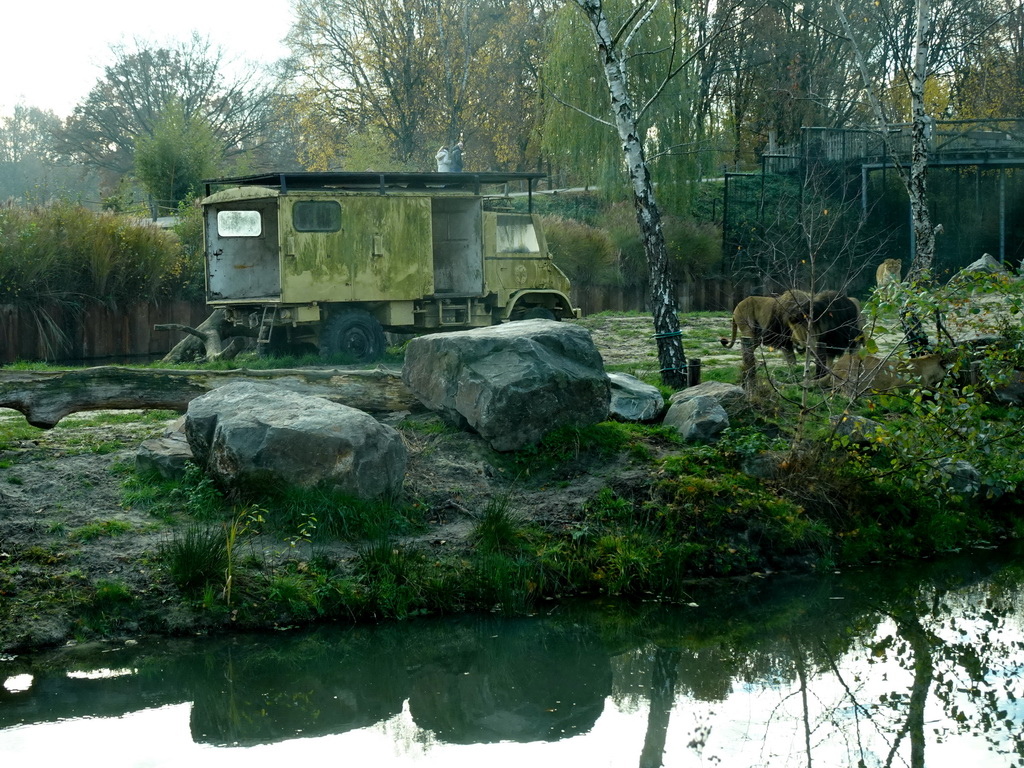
[{"left": 875, "top": 258, "right": 902, "bottom": 287}]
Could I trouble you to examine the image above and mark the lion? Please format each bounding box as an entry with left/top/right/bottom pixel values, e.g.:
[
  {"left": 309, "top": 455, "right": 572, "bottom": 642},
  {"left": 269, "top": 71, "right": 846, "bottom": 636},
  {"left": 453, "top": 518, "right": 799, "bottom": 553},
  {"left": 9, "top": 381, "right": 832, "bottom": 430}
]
[
  {"left": 875, "top": 258, "right": 902, "bottom": 287},
  {"left": 721, "top": 290, "right": 810, "bottom": 387},
  {"left": 786, "top": 290, "right": 863, "bottom": 379},
  {"left": 827, "top": 351, "right": 947, "bottom": 396}
]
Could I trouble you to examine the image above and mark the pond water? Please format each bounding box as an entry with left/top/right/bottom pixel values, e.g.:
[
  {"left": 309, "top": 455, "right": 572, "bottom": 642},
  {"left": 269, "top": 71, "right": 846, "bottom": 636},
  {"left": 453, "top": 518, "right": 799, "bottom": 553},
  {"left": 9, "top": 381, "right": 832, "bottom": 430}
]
[{"left": 2, "top": 548, "right": 1023, "bottom": 768}]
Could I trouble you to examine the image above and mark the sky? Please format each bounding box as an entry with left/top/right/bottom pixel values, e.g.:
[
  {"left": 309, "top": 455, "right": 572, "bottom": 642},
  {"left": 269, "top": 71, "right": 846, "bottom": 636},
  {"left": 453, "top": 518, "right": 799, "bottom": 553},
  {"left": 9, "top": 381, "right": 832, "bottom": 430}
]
[{"left": 1, "top": 0, "right": 294, "bottom": 118}]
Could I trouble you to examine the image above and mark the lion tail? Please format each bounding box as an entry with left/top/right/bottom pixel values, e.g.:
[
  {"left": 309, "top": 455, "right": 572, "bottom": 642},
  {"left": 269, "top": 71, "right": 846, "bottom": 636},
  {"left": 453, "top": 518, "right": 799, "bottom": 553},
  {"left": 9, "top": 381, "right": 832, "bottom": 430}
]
[{"left": 720, "top": 319, "right": 738, "bottom": 348}]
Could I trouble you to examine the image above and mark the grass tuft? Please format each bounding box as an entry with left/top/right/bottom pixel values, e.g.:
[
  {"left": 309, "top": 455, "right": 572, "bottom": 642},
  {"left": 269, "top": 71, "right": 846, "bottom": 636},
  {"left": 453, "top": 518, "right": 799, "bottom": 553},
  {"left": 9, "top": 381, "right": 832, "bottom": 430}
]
[{"left": 161, "top": 524, "right": 228, "bottom": 596}]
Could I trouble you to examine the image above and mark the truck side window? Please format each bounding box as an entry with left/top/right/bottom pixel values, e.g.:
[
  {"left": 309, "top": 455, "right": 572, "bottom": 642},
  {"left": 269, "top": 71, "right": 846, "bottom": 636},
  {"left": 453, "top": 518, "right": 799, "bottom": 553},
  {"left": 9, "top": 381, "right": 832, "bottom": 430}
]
[
  {"left": 495, "top": 214, "right": 540, "bottom": 253},
  {"left": 217, "top": 210, "right": 262, "bottom": 237},
  {"left": 294, "top": 201, "right": 342, "bottom": 232}
]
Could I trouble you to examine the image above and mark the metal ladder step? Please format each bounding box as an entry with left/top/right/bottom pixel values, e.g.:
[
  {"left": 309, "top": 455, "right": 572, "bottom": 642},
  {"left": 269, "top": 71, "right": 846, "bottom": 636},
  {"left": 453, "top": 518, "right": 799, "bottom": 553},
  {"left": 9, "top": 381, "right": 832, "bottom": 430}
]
[{"left": 257, "top": 306, "right": 277, "bottom": 345}]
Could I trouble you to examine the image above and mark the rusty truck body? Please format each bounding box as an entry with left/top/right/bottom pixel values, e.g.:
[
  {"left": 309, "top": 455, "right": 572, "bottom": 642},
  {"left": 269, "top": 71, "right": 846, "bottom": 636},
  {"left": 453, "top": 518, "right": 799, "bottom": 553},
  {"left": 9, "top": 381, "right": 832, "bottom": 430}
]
[{"left": 201, "top": 171, "right": 577, "bottom": 361}]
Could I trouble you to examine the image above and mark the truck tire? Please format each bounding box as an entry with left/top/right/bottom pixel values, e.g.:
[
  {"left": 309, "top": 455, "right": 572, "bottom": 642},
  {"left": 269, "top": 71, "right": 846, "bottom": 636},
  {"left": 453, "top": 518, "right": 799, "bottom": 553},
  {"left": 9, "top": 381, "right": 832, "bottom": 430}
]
[{"left": 319, "top": 310, "right": 387, "bottom": 363}]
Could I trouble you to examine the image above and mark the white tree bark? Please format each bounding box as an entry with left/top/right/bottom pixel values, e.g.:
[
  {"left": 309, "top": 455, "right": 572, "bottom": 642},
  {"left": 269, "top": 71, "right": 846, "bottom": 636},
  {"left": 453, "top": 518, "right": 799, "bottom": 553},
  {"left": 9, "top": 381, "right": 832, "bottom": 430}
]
[
  {"left": 573, "top": 0, "right": 688, "bottom": 388},
  {"left": 907, "top": 0, "right": 936, "bottom": 281},
  {"left": 833, "top": 0, "right": 935, "bottom": 355}
]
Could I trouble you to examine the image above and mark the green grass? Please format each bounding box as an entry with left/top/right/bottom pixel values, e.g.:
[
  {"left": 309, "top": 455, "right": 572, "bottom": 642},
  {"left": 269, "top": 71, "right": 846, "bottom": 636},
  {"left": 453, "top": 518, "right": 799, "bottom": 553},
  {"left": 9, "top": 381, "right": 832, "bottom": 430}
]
[
  {"left": 0, "top": 418, "right": 43, "bottom": 449},
  {"left": 472, "top": 494, "right": 529, "bottom": 554},
  {"left": 69, "top": 519, "right": 133, "bottom": 541},
  {"left": 59, "top": 410, "right": 180, "bottom": 427},
  {"left": 161, "top": 524, "right": 228, "bottom": 596}
]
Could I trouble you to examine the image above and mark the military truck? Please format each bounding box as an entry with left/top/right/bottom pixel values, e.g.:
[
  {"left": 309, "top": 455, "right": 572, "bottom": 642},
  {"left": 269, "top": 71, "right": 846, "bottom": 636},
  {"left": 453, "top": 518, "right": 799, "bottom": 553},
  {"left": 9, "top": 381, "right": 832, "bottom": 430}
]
[{"left": 201, "top": 171, "right": 578, "bottom": 361}]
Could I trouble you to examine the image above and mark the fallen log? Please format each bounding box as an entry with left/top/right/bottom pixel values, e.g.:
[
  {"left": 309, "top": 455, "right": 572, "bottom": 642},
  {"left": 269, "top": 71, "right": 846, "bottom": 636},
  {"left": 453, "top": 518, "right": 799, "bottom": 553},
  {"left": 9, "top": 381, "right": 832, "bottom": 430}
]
[{"left": 0, "top": 366, "right": 421, "bottom": 428}]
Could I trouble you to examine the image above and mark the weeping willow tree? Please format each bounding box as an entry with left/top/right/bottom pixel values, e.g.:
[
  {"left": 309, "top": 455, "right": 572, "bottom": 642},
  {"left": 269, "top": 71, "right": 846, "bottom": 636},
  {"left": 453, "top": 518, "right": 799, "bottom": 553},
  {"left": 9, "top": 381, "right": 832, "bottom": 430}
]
[{"left": 541, "top": 0, "right": 740, "bottom": 387}]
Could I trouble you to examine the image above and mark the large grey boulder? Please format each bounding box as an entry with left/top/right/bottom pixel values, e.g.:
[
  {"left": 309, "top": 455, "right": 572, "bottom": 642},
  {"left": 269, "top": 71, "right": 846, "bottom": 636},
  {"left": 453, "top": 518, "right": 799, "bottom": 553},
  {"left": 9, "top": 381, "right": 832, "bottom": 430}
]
[
  {"left": 963, "top": 253, "right": 1006, "bottom": 275},
  {"left": 949, "top": 253, "right": 1007, "bottom": 285},
  {"left": 670, "top": 381, "right": 747, "bottom": 415},
  {"left": 663, "top": 395, "right": 729, "bottom": 442},
  {"left": 401, "top": 320, "right": 610, "bottom": 452},
  {"left": 185, "top": 382, "right": 406, "bottom": 499},
  {"left": 607, "top": 372, "right": 664, "bottom": 422}
]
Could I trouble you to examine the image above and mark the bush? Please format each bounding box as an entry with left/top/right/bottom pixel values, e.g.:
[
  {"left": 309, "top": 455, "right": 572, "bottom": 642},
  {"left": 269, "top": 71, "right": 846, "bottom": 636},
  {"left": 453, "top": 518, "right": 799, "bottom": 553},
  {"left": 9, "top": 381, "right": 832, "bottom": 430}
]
[
  {"left": 0, "top": 200, "right": 194, "bottom": 307},
  {"left": 602, "top": 202, "right": 722, "bottom": 288},
  {"left": 541, "top": 215, "right": 619, "bottom": 288}
]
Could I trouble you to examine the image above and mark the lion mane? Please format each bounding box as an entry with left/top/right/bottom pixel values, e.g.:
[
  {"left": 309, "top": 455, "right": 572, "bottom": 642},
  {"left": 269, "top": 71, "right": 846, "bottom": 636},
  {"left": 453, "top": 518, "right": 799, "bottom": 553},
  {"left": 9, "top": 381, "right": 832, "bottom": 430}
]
[{"left": 723, "top": 289, "right": 863, "bottom": 388}]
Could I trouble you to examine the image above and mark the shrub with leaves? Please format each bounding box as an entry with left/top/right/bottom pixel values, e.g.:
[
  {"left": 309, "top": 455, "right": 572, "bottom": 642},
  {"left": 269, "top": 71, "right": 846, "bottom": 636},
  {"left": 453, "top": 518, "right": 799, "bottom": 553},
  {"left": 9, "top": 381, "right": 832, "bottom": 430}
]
[
  {"left": 541, "top": 215, "right": 619, "bottom": 288},
  {"left": 827, "top": 270, "right": 1024, "bottom": 501},
  {"left": 0, "top": 200, "right": 190, "bottom": 306}
]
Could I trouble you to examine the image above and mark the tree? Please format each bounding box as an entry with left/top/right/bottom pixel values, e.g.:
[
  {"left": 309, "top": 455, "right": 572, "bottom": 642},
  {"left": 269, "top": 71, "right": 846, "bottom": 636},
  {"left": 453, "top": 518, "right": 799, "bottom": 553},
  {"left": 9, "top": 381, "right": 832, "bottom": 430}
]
[
  {"left": 0, "top": 104, "right": 98, "bottom": 202},
  {"left": 830, "top": 0, "right": 939, "bottom": 354},
  {"left": 287, "top": 0, "right": 431, "bottom": 165},
  {"left": 717, "top": 0, "right": 865, "bottom": 166},
  {"left": 543, "top": 0, "right": 745, "bottom": 387},
  {"left": 134, "top": 102, "right": 220, "bottom": 214},
  {"left": 285, "top": 0, "right": 546, "bottom": 170},
  {"left": 951, "top": 1, "right": 1024, "bottom": 117},
  {"left": 55, "top": 35, "right": 278, "bottom": 185}
]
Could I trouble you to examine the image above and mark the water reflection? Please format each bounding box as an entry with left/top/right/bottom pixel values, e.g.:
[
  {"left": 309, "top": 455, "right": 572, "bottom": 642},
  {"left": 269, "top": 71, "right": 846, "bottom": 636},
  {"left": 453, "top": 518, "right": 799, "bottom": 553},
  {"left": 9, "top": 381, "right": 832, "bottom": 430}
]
[{"left": 2, "top": 548, "right": 1023, "bottom": 766}]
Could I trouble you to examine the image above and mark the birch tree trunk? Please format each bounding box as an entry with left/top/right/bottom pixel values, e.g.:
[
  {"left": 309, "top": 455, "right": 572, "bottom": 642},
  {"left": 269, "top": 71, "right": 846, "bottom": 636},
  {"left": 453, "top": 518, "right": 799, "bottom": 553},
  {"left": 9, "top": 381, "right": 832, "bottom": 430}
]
[
  {"left": 907, "top": 0, "right": 936, "bottom": 281},
  {"left": 573, "top": 0, "right": 688, "bottom": 389},
  {"left": 833, "top": 0, "right": 934, "bottom": 355}
]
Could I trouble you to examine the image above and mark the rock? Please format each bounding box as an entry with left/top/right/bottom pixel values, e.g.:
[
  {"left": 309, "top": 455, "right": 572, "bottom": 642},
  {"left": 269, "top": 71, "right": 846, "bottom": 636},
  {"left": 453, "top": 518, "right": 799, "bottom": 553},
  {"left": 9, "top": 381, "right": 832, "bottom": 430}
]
[
  {"left": 185, "top": 382, "right": 406, "bottom": 499},
  {"left": 933, "top": 457, "right": 981, "bottom": 496},
  {"left": 964, "top": 253, "right": 1006, "bottom": 274},
  {"left": 831, "top": 414, "right": 885, "bottom": 446},
  {"left": 663, "top": 395, "right": 729, "bottom": 442},
  {"left": 741, "top": 451, "right": 786, "bottom": 479},
  {"left": 607, "top": 372, "right": 664, "bottom": 422},
  {"left": 401, "top": 319, "right": 610, "bottom": 452},
  {"left": 136, "top": 433, "right": 193, "bottom": 480},
  {"left": 670, "top": 381, "right": 746, "bottom": 415},
  {"left": 135, "top": 416, "right": 192, "bottom": 480},
  {"left": 950, "top": 253, "right": 1007, "bottom": 284},
  {"left": 991, "top": 370, "right": 1024, "bottom": 406}
]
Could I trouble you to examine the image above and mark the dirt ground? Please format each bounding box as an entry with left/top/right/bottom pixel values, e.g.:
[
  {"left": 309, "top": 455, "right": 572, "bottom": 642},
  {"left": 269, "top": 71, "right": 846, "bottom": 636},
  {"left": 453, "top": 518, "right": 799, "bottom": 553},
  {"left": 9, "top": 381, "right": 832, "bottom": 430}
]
[
  {"left": 0, "top": 297, "right": 1016, "bottom": 651},
  {"left": 0, "top": 315, "right": 690, "bottom": 651}
]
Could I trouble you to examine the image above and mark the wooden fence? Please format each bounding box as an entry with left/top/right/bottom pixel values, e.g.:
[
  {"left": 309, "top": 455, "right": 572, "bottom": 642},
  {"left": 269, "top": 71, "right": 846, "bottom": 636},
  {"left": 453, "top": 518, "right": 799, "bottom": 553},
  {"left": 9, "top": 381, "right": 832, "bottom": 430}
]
[
  {"left": 0, "top": 301, "right": 210, "bottom": 365},
  {"left": 573, "top": 277, "right": 758, "bottom": 316},
  {"left": 1, "top": 277, "right": 758, "bottom": 364}
]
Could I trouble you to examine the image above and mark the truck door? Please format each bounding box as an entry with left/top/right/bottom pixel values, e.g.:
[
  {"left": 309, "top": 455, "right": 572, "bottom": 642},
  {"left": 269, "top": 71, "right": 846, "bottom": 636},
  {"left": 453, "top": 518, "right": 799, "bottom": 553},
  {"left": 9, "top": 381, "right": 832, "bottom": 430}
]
[
  {"left": 205, "top": 199, "right": 280, "bottom": 300},
  {"left": 431, "top": 197, "right": 483, "bottom": 296}
]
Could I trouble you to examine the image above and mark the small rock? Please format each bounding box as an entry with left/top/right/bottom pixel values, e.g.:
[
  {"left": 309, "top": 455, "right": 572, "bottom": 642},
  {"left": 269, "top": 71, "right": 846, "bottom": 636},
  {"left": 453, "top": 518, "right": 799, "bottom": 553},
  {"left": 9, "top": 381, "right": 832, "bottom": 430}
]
[{"left": 663, "top": 395, "right": 729, "bottom": 442}]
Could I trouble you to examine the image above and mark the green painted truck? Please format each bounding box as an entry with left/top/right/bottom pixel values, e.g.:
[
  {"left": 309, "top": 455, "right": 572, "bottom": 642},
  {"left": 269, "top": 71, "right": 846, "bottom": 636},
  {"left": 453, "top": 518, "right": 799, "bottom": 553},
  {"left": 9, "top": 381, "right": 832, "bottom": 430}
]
[{"left": 201, "top": 171, "right": 578, "bottom": 361}]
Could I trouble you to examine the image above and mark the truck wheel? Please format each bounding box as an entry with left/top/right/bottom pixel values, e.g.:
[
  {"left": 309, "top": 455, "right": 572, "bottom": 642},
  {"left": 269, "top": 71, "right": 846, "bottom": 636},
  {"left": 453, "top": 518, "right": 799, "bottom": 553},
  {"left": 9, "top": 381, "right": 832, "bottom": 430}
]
[{"left": 319, "top": 310, "right": 387, "bottom": 363}]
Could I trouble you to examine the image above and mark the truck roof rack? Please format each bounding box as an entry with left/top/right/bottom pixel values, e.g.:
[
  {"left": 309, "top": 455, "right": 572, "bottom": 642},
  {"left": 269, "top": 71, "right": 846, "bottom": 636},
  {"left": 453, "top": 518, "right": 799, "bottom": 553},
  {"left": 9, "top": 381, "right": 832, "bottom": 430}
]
[{"left": 203, "top": 171, "right": 547, "bottom": 210}]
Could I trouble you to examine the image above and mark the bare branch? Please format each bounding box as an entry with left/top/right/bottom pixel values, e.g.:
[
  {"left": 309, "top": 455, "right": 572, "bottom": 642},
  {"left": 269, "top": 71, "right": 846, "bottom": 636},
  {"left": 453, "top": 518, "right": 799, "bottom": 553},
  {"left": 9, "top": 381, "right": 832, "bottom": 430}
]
[{"left": 542, "top": 82, "right": 615, "bottom": 128}]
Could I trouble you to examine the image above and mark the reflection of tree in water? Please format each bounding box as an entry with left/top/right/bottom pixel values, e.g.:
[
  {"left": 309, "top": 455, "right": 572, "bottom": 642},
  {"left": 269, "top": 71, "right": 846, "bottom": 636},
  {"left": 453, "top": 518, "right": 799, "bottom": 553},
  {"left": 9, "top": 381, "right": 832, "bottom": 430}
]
[{"left": 594, "top": 552, "right": 1024, "bottom": 767}]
